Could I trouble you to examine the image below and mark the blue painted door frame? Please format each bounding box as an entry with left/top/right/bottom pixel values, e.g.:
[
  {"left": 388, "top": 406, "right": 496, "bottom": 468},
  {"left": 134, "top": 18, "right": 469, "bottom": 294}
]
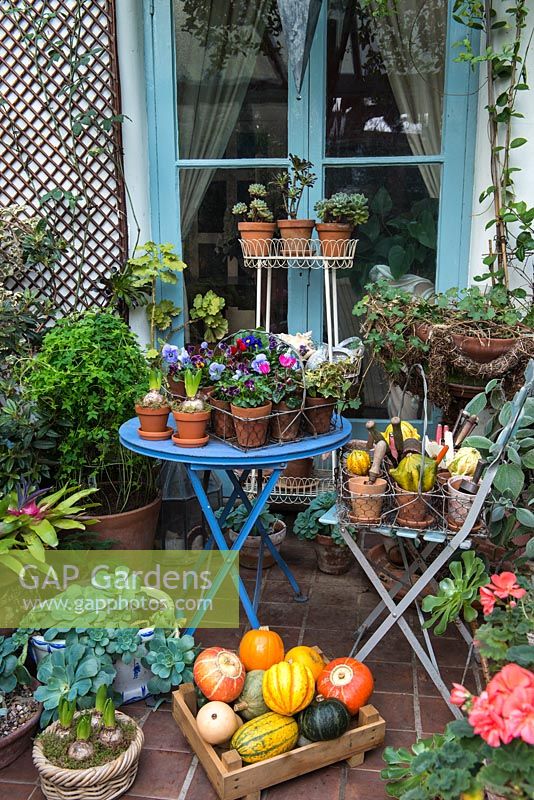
[{"left": 143, "top": 0, "right": 478, "bottom": 345}]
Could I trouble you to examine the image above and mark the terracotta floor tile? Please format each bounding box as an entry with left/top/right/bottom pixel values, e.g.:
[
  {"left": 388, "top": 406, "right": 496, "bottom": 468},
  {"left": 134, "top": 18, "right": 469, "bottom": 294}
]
[
  {"left": 307, "top": 582, "right": 368, "bottom": 607},
  {"left": 0, "top": 785, "right": 36, "bottom": 799},
  {"left": 304, "top": 628, "right": 359, "bottom": 659},
  {"left": 142, "top": 709, "right": 191, "bottom": 753},
  {"left": 265, "top": 763, "right": 342, "bottom": 799},
  {"left": 306, "top": 603, "right": 357, "bottom": 631},
  {"left": 269, "top": 561, "right": 317, "bottom": 584},
  {"left": 184, "top": 762, "right": 219, "bottom": 799},
  {"left": 312, "top": 566, "right": 359, "bottom": 587},
  {"left": 257, "top": 601, "right": 307, "bottom": 629},
  {"left": 425, "top": 636, "right": 471, "bottom": 669},
  {"left": 261, "top": 579, "right": 311, "bottom": 604},
  {"left": 419, "top": 695, "right": 456, "bottom": 733},
  {"left": 129, "top": 749, "right": 193, "bottom": 798},
  {"left": 121, "top": 700, "right": 152, "bottom": 721},
  {"left": 370, "top": 661, "right": 413, "bottom": 695},
  {"left": 0, "top": 749, "right": 38, "bottom": 784},
  {"left": 352, "top": 728, "right": 416, "bottom": 772},
  {"left": 416, "top": 664, "right": 479, "bottom": 697},
  {"left": 369, "top": 692, "right": 415, "bottom": 731},
  {"left": 345, "top": 767, "right": 388, "bottom": 799},
  {"left": 195, "top": 627, "right": 244, "bottom": 650}
]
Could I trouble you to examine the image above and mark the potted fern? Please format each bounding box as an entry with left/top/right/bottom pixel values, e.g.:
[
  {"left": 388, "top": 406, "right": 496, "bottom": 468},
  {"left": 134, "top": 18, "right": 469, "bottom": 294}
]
[
  {"left": 172, "top": 368, "right": 211, "bottom": 447},
  {"left": 232, "top": 183, "right": 276, "bottom": 256}
]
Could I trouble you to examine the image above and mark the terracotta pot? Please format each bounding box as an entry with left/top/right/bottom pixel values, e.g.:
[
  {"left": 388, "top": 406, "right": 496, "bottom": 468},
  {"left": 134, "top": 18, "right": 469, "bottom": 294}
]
[
  {"left": 414, "top": 322, "right": 517, "bottom": 364},
  {"left": 278, "top": 218, "right": 315, "bottom": 255},
  {"left": 447, "top": 474, "right": 481, "bottom": 529},
  {"left": 228, "top": 520, "right": 286, "bottom": 569},
  {"left": 135, "top": 404, "right": 170, "bottom": 433},
  {"left": 271, "top": 401, "right": 302, "bottom": 442},
  {"left": 348, "top": 476, "right": 387, "bottom": 524},
  {"left": 209, "top": 397, "right": 235, "bottom": 440},
  {"left": 92, "top": 494, "right": 162, "bottom": 549},
  {"left": 394, "top": 487, "right": 434, "bottom": 529},
  {"left": 283, "top": 457, "right": 313, "bottom": 479},
  {"left": 305, "top": 395, "right": 335, "bottom": 434},
  {"left": 167, "top": 376, "right": 185, "bottom": 397},
  {"left": 314, "top": 533, "right": 352, "bottom": 575},
  {"left": 238, "top": 221, "right": 277, "bottom": 257},
  {"left": 230, "top": 402, "right": 272, "bottom": 448},
  {"left": 437, "top": 469, "right": 451, "bottom": 487},
  {"left": 173, "top": 409, "right": 211, "bottom": 442},
  {"left": 316, "top": 222, "right": 352, "bottom": 258},
  {"left": 0, "top": 688, "right": 42, "bottom": 769}
]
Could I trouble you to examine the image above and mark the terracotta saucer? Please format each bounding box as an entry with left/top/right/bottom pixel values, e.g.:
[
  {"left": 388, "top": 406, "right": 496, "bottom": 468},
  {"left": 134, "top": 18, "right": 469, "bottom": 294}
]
[
  {"left": 172, "top": 433, "right": 209, "bottom": 448},
  {"left": 446, "top": 515, "right": 484, "bottom": 532},
  {"left": 348, "top": 511, "right": 380, "bottom": 526},
  {"left": 138, "top": 426, "right": 173, "bottom": 441},
  {"left": 395, "top": 514, "right": 435, "bottom": 530}
]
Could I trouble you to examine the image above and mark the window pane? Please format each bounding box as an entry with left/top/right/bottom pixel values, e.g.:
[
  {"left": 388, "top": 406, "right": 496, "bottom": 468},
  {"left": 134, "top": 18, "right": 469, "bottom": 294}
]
[
  {"left": 175, "top": 0, "right": 287, "bottom": 160},
  {"left": 325, "top": 165, "right": 440, "bottom": 416},
  {"left": 326, "top": 0, "right": 446, "bottom": 157},
  {"left": 181, "top": 168, "right": 287, "bottom": 337}
]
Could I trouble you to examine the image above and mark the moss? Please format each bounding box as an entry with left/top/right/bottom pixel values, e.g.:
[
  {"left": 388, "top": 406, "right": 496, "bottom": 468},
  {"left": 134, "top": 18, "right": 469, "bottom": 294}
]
[{"left": 39, "top": 721, "right": 136, "bottom": 770}]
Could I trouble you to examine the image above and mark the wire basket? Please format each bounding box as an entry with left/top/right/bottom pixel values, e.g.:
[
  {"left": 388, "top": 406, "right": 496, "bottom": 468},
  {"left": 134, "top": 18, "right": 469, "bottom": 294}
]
[{"left": 239, "top": 237, "right": 358, "bottom": 268}]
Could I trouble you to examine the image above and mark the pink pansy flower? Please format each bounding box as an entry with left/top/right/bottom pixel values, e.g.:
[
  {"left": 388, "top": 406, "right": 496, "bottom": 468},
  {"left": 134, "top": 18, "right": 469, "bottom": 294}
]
[
  {"left": 488, "top": 572, "right": 527, "bottom": 601},
  {"left": 505, "top": 687, "right": 534, "bottom": 745},
  {"left": 450, "top": 683, "right": 471, "bottom": 707},
  {"left": 480, "top": 585, "right": 497, "bottom": 616},
  {"left": 258, "top": 361, "right": 270, "bottom": 375},
  {"left": 468, "top": 691, "right": 513, "bottom": 746},
  {"left": 8, "top": 500, "right": 45, "bottom": 520},
  {"left": 279, "top": 352, "right": 297, "bottom": 369}
]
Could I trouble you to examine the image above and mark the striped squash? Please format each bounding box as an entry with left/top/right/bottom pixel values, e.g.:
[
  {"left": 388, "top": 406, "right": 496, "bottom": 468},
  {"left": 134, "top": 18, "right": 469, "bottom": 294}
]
[
  {"left": 263, "top": 661, "right": 315, "bottom": 716},
  {"left": 231, "top": 712, "right": 298, "bottom": 763}
]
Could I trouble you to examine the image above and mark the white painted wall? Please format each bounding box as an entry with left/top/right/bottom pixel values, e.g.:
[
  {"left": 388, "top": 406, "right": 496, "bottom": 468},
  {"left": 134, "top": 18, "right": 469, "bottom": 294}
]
[
  {"left": 115, "top": 0, "right": 151, "bottom": 346},
  {"left": 468, "top": 9, "right": 534, "bottom": 292}
]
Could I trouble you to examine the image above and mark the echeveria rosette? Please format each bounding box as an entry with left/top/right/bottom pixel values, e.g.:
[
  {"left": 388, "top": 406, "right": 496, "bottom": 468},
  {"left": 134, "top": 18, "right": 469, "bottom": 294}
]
[
  {"left": 106, "top": 628, "right": 144, "bottom": 665},
  {"left": 142, "top": 630, "right": 196, "bottom": 694}
]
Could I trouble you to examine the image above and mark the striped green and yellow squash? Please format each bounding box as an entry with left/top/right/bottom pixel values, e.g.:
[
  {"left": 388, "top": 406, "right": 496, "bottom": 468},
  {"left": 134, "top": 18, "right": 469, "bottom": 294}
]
[{"left": 231, "top": 711, "right": 298, "bottom": 763}]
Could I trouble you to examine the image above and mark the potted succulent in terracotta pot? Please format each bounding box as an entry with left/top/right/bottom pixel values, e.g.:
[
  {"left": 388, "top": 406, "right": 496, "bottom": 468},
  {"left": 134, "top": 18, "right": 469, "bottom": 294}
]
[
  {"left": 232, "top": 183, "right": 276, "bottom": 257},
  {"left": 294, "top": 492, "right": 353, "bottom": 575},
  {"left": 314, "top": 192, "right": 369, "bottom": 257},
  {"left": 172, "top": 368, "right": 211, "bottom": 447},
  {"left": 218, "top": 503, "right": 286, "bottom": 570},
  {"left": 135, "top": 368, "right": 171, "bottom": 440},
  {"left": 0, "top": 633, "right": 42, "bottom": 769},
  {"left": 272, "top": 153, "right": 317, "bottom": 254}
]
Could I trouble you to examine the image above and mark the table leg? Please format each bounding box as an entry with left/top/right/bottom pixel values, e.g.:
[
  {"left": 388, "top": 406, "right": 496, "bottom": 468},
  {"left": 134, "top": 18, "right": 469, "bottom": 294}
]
[{"left": 226, "top": 469, "right": 307, "bottom": 600}]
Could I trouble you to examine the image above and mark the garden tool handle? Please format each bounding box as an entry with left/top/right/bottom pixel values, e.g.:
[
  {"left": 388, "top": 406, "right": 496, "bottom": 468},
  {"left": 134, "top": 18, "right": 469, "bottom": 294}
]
[
  {"left": 367, "top": 440, "right": 387, "bottom": 484},
  {"left": 454, "top": 414, "right": 478, "bottom": 447},
  {"left": 451, "top": 409, "right": 469, "bottom": 440},
  {"left": 472, "top": 458, "right": 487, "bottom": 484},
  {"left": 391, "top": 417, "right": 404, "bottom": 459},
  {"left": 434, "top": 445, "right": 449, "bottom": 466},
  {"left": 365, "top": 420, "right": 390, "bottom": 452}
]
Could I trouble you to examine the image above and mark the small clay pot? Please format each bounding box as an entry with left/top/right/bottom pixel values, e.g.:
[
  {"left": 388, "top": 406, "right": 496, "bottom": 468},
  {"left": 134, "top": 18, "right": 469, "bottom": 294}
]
[
  {"left": 210, "top": 397, "right": 235, "bottom": 440},
  {"left": 348, "top": 476, "right": 387, "bottom": 524},
  {"left": 0, "top": 685, "right": 41, "bottom": 769},
  {"left": 230, "top": 402, "right": 272, "bottom": 448},
  {"left": 316, "top": 222, "right": 352, "bottom": 258},
  {"left": 238, "top": 221, "right": 277, "bottom": 257},
  {"left": 394, "top": 487, "right": 434, "bottom": 529},
  {"left": 135, "top": 405, "right": 170, "bottom": 434},
  {"left": 278, "top": 219, "right": 315, "bottom": 255},
  {"left": 314, "top": 533, "right": 352, "bottom": 575},
  {"left": 172, "top": 409, "right": 211, "bottom": 443},
  {"left": 228, "top": 520, "right": 286, "bottom": 569},
  {"left": 447, "top": 474, "right": 481, "bottom": 529},
  {"left": 305, "top": 395, "right": 335, "bottom": 435},
  {"left": 283, "top": 458, "right": 313, "bottom": 479},
  {"left": 271, "top": 401, "right": 302, "bottom": 442}
]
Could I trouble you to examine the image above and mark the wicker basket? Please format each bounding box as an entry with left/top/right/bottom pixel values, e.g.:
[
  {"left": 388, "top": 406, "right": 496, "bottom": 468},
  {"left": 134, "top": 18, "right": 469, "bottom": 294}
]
[{"left": 33, "top": 711, "right": 144, "bottom": 800}]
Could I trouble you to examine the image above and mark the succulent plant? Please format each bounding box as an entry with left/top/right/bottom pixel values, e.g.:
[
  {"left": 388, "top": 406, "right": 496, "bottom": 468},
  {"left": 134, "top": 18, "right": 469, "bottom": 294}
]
[
  {"left": 231, "top": 184, "right": 274, "bottom": 222},
  {"left": 314, "top": 192, "right": 369, "bottom": 227},
  {"left": 248, "top": 183, "right": 267, "bottom": 198},
  {"left": 0, "top": 634, "right": 31, "bottom": 717},
  {"left": 106, "top": 628, "right": 143, "bottom": 665},
  {"left": 78, "top": 628, "right": 113, "bottom": 657},
  {"left": 142, "top": 630, "right": 196, "bottom": 694}
]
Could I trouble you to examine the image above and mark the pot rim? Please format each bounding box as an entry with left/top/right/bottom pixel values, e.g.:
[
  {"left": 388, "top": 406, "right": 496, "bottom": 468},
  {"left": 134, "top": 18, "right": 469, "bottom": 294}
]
[
  {"left": 93, "top": 492, "right": 161, "bottom": 523},
  {"left": 0, "top": 687, "right": 42, "bottom": 748}
]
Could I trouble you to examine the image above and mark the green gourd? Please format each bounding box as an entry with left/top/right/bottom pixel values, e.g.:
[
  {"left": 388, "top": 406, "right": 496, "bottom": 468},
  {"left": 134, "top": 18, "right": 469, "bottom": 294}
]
[
  {"left": 233, "top": 670, "right": 268, "bottom": 721},
  {"left": 299, "top": 698, "right": 351, "bottom": 742}
]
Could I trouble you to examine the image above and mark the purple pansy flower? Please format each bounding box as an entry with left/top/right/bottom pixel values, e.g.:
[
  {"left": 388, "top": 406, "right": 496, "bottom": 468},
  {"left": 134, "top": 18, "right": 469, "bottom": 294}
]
[
  {"left": 162, "top": 344, "right": 179, "bottom": 363},
  {"left": 209, "top": 363, "right": 225, "bottom": 380}
]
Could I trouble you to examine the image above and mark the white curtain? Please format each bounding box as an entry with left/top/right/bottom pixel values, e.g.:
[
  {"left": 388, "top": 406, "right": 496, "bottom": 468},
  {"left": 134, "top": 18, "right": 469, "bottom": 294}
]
[
  {"left": 368, "top": 0, "right": 446, "bottom": 198},
  {"left": 174, "top": 0, "right": 271, "bottom": 237}
]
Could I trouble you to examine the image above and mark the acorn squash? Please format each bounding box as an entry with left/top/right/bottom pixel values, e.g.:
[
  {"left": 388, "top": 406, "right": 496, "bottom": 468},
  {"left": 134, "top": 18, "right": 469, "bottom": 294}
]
[
  {"left": 346, "top": 450, "right": 371, "bottom": 476},
  {"left": 263, "top": 661, "right": 315, "bottom": 716},
  {"left": 233, "top": 670, "right": 268, "bottom": 721},
  {"left": 299, "top": 698, "right": 351, "bottom": 742},
  {"left": 231, "top": 712, "right": 298, "bottom": 763}
]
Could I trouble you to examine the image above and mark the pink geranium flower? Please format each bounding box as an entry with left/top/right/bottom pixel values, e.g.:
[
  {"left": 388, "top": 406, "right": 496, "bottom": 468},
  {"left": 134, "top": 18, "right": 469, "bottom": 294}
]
[
  {"left": 487, "top": 663, "right": 534, "bottom": 701},
  {"left": 505, "top": 687, "right": 534, "bottom": 745},
  {"left": 480, "top": 585, "right": 497, "bottom": 616},
  {"left": 488, "top": 572, "right": 527, "bottom": 601},
  {"left": 450, "top": 683, "right": 471, "bottom": 707},
  {"left": 468, "top": 691, "right": 513, "bottom": 746},
  {"left": 279, "top": 352, "right": 297, "bottom": 369}
]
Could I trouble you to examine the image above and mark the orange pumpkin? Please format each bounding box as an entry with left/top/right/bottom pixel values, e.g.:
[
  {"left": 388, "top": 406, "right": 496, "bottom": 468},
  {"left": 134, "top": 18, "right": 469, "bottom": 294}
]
[
  {"left": 193, "top": 647, "right": 246, "bottom": 702},
  {"left": 285, "top": 646, "right": 325, "bottom": 681},
  {"left": 316, "top": 657, "right": 374, "bottom": 715},
  {"left": 239, "top": 627, "right": 284, "bottom": 672}
]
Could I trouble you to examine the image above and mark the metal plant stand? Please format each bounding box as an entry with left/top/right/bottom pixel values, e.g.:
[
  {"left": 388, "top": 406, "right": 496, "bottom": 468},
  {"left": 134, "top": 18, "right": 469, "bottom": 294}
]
[{"left": 120, "top": 416, "right": 352, "bottom": 632}]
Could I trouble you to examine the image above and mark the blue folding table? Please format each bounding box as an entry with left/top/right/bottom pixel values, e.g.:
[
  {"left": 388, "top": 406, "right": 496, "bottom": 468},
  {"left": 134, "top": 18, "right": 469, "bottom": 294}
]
[{"left": 119, "top": 416, "right": 351, "bottom": 631}]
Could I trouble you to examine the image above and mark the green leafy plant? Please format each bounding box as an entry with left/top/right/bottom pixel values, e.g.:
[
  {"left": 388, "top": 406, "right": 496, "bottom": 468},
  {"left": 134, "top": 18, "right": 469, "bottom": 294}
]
[
  {"left": 189, "top": 290, "right": 228, "bottom": 342},
  {"left": 231, "top": 183, "right": 274, "bottom": 222},
  {"left": 293, "top": 492, "right": 348, "bottom": 547},
  {"left": 0, "top": 288, "right": 52, "bottom": 362},
  {"left": 476, "top": 576, "right": 534, "bottom": 667},
  {"left": 0, "top": 205, "right": 66, "bottom": 285},
  {"left": 305, "top": 359, "right": 361, "bottom": 409},
  {"left": 142, "top": 629, "right": 196, "bottom": 694},
  {"left": 100, "top": 259, "right": 152, "bottom": 324},
  {"left": 0, "top": 483, "right": 97, "bottom": 575},
  {"left": 106, "top": 629, "right": 144, "bottom": 665},
  {"left": 314, "top": 192, "right": 369, "bottom": 227},
  {"left": 216, "top": 502, "right": 282, "bottom": 538},
  {"left": 127, "top": 241, "right": 187, "bottom": 351},
  {"left": 26, "top": 312, "right": 157, "bottom": 514},
  {"left": 271, "top": 154, "right": 317, "bottom": 219},
  {"left": 0, "top": 634, "right": 31, "bottom": 717},
  {"left": 57, "top": 696, "right": 76, "bottom": 730},
  {"left": 464, "top": 368, "right": 534, "bottom": 551},
  {"left": 422, "top": 552, "right": 488, "bottom": 635}
]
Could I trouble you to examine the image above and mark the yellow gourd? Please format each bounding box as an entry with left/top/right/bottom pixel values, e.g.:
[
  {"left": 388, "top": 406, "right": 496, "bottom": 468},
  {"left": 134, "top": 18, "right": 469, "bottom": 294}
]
[
  {"left": 346, "top": 450, "right": 371, "bottom": 476},
  {"left": 383, "top": 421, "right": 420, "bottom": 441},
  {"left": 262, "top": 661, "right": 315, "bottom": 716},
  {"left": 284, "top": 646, "right": 325, "bottom": 681},
  {"left": 231, "top": 712, "right": 298, "bottom": 763}
]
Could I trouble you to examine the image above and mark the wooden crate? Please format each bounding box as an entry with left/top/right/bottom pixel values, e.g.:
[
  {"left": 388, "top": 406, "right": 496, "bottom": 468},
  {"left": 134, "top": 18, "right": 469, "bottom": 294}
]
[{"left": 172, "top": 683, "right": 386, "bottom": 800}]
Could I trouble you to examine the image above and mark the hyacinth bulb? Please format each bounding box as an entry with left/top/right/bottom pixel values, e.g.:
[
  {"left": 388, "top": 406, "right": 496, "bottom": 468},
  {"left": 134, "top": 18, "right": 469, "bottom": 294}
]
[
  {"left": 180, "top": 398, "right": 205, "bottom": 413},
  {"left": 142, "top": 389, "right": 165, "bottom": 405},
  {"left": 67, "top": 740, "right": 94, "bottom": 761}
]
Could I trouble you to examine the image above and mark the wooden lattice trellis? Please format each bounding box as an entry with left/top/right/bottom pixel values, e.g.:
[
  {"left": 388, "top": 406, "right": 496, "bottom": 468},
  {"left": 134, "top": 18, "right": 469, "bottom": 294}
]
[{"left": 0, "top": 0, "right": 127, "bottom": 312}]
